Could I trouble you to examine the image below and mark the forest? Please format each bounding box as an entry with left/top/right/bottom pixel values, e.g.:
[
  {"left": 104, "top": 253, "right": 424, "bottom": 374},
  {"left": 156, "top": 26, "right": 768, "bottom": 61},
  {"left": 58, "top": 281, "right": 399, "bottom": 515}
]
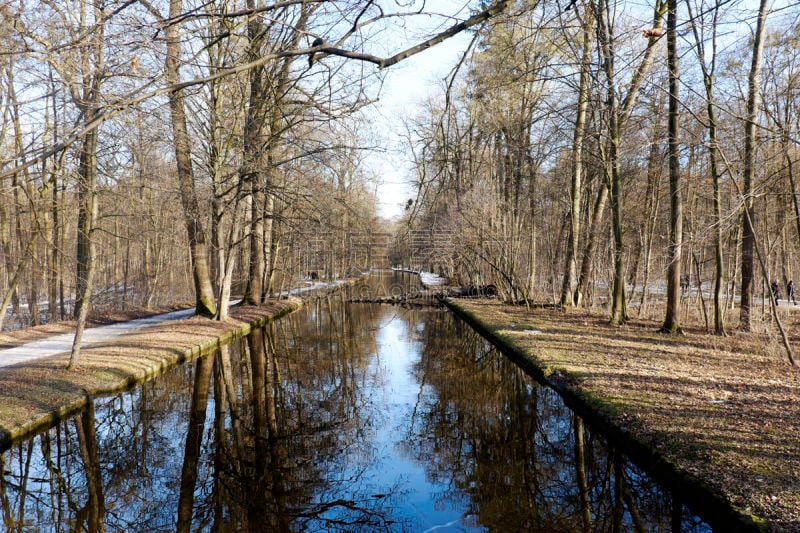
[{"left": 1, "top": 0, "right": 799, "bottom": 350}]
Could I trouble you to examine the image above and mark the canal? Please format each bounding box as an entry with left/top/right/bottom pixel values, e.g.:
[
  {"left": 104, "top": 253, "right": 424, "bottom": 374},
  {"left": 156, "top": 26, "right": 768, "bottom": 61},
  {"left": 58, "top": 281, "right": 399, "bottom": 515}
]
[{"left": 0, "top": 277, "right": 712, "bottom": 531}]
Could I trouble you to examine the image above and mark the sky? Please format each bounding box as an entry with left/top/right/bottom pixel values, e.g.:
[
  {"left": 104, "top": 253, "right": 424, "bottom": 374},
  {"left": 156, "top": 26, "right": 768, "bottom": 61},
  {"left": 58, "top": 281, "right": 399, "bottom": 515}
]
[{"left": 365, "top": 15, "right": 474, "bottom": 220}]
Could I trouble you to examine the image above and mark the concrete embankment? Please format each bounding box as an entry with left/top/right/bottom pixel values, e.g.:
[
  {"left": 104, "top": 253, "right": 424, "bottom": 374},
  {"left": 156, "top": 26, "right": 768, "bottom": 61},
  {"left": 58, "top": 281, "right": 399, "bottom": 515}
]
[
  {"left": 445, "top": 298, "right": 780, "bottom": 532},
  {"left": 0, "top": 299, "right": 302, "bottom": 451}
]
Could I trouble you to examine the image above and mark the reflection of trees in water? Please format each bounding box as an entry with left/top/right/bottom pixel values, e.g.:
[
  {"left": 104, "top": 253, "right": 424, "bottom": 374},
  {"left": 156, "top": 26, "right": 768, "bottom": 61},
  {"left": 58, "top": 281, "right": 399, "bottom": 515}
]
[
  {"left": 405, "top": 312, "right": 707, "bottom": 532},
  {"left": 0, "top": 295, "right": 400, "bottom": 531},
  {"left": 0, "top": 380, "right": 193, "bottom": 532},
  {"left": 75, "top": 402, "right": 106, "bottom": 532},
  {"left": 0, "top": 299, "right": 710, "bottom": 531},
  {"left": 193, "top": 295, "right": 402, "bottom": 530}
]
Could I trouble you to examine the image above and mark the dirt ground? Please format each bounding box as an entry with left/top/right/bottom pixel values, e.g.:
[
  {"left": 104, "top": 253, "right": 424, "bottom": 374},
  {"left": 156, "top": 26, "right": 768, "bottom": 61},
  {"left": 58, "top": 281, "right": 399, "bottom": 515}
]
[
  {"left": 0, "top": 300, "right": 301, "bottom": 448},
  {"left": 451, "top": 299, "right": 800, "bottom": 532}
]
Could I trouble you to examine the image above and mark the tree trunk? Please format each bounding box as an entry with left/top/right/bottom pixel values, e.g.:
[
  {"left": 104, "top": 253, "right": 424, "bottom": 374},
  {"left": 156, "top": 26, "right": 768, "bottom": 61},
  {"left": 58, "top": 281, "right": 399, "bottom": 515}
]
[
  {"left": 68, "top": 126, "right": 99, "bottom": 370},
  {"left": 216, "top": 196, "right": 244, "bottom": 321},
  {"left": 739, "top": 0, "right": 769, "bottom": 331},
  {"left": 661, "top": 0, "right": 682, "bottom": 333},
  {"left": 74, "top": 130, "right": 96, "bottom": 321},
  {"left": 166, "top": 0, "right": 216, "bottom": 317},
  {"left": 561, "top": 3, "right": 592, "bottom": 306},
  {"left": 240, "top": 2, "right": 267, "bottom": 305},
  {"left": 575, "top": 182, "right": 608, "bottom": 306},
  {"left": 709, "top": 91, "right": 725, "bottom": 334},
  {"left": 242, "top": 179, "right": 265, "bottom": 305},
  {"left": 597, "top": 0, "right": 627, "bottom": 324}
]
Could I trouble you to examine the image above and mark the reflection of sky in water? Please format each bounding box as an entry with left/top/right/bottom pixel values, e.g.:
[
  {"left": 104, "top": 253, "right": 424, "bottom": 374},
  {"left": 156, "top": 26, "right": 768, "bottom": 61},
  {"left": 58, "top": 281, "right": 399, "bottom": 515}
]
[{"left": 342, "top": 309, "right": 481, "bottom": 532}]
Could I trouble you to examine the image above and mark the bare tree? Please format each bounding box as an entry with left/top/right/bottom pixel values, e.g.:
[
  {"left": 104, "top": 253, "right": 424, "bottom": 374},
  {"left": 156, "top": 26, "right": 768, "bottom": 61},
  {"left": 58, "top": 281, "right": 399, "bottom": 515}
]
[
  {"left": 660, "top": 0, "right": 682, "bottom": 333},
  {"left": 739, "top": 0, "right": 769, "bottom": 331},
  {"left": 686, "top": 0, "right": 726, "bottom": 335},
  {"left": 164, "top": 0, "right": 218, "bottom": 317},
  {"left": 560, "top": 0, "right": 593, "bottom": 307}
]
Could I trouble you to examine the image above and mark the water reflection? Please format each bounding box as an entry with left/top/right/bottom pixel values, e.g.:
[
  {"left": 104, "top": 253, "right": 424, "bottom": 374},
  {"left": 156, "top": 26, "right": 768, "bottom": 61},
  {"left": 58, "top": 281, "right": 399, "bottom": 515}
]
[{"left": 0, "top": 295, "right": 711, "bottom": 531}]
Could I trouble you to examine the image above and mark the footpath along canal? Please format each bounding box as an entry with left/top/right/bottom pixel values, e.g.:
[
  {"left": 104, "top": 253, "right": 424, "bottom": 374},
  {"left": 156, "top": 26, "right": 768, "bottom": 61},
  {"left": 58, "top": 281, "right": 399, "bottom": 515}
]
[{"left": 0, "top": 272, "right": 769, "bottom": 531}]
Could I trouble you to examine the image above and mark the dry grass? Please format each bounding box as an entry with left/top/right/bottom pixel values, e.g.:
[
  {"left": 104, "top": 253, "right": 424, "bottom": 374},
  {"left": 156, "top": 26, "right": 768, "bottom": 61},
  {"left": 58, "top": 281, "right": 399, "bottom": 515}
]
[
  {"left": 452, "top": 299, "right": 800, "bottom": 532},
  {"left": 0, "top": 300, "right": 301, "bottom": 447}
]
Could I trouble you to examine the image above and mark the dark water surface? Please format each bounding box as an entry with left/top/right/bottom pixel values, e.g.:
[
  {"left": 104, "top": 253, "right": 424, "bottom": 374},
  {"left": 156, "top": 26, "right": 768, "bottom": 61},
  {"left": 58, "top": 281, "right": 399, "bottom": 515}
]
[{"left": 0, "top": 288, "right": 712, "bottom": 531}]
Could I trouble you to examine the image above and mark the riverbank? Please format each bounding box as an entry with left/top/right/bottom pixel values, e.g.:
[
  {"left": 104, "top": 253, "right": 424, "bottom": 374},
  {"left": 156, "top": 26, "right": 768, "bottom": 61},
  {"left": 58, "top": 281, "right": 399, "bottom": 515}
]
[
  {"left": 0, "top": 298, "right": 302, "bottom": 451},
  {"left": 446, "top": 299, "right": 800, "bottom": 532}
]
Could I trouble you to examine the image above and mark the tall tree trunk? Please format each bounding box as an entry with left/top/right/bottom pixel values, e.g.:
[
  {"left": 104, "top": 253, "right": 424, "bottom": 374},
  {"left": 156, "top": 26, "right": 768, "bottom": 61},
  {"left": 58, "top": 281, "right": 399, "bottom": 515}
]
[
  {"left": 561, "top": 2, "right": 593, "bottom": 306},
  {"left": 739, "top": 0, "right": 769, "bottom": 331},
  {"left": 74, "top": 128, "right": 97, "bottom": 322},
  {"left": 67, "top": 0, "right": 104, "bottom": 366},
  {"left": 709, "top": 84, "right": 725, "bottom": 335},
  {"left": 528, "top": 167, "right": 538, "bottom": 299},
  {"left": 216, "top": 195, "right": 244, "bottom": 320},
  {"left": 166, "top": 0, "right": 216, "bottom": 317},
  {"left": 597, "top": 0, "right": 627, "bottom": 324},
  {"left": 68, "top": 128, "right": 98, "bottom": 370},
  {"left": 240, "top": 47, "right": 266, "bottom": 305},
  {"left": 661, "top": 0, "right": 682, "bottom": 333},
  {"left": 242, "top": 179, "right": 265, "bottom": 305},
  {"left": 575, "top": 182, "right": 608, "bottom": 306}
]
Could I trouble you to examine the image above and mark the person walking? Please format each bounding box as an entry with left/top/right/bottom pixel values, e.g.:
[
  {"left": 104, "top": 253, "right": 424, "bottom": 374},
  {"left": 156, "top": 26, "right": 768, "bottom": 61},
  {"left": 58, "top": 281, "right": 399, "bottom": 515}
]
[
  {"left": 788, "top": 280, "right": 797, "bottom": 305},
  {"left": 771, "top": 280, "right": 780, "bottom": 306}
]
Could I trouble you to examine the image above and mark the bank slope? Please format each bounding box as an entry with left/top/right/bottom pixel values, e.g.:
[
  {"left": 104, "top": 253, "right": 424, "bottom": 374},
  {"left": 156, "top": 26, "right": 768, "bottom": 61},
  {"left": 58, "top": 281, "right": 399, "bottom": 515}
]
[{"left": 446, "top": 298, "right": 800, "bottom": 532}]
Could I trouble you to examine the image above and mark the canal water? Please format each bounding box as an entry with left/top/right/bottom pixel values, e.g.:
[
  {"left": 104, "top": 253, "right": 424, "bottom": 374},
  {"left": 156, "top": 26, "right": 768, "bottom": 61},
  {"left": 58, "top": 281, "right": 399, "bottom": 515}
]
[{"left": 0, "top": 281, "right": 712, "bottom": 531}]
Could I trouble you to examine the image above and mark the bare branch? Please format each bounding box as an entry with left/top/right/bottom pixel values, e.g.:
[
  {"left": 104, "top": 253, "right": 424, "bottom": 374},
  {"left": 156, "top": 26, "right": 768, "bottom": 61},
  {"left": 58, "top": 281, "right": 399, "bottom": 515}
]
[{"left": 0, "top": 0, "right": 510, "bottom": 180}]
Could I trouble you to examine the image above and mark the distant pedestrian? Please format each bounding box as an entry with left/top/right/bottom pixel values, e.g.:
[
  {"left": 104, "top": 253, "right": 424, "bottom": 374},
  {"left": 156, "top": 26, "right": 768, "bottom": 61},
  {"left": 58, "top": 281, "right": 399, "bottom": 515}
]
[
  {"left": 788, "top": 280, "right": 797, "bottom": 305},
  {"left": 771, "top": 280, "right": 780, "bottom": 305},
  {"left": 681, "top": 274, "right": 690, "bottom": 296}
]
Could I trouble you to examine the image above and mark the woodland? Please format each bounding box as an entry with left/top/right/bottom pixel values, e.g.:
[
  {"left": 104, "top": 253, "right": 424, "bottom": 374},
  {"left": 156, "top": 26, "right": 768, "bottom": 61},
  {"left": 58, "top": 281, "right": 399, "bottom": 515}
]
[{"left": 2, "top": 0, "right": 800, "bottom": 367}]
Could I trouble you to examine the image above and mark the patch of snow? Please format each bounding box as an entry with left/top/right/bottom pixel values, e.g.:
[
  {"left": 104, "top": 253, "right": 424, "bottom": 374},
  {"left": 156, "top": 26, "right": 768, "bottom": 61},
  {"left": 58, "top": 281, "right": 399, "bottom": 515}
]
[{"left": 419, "top": 271, "right": 446, "bottom": 287}]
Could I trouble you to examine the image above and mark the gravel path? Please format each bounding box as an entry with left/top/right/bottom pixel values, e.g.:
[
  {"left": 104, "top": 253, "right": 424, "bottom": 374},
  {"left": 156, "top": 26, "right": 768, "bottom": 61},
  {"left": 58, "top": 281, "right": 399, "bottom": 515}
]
[
  {"left": 0, "top": 308, "right": 196, "bottom": 368},
  {"left": 0, "top": 280, "right": 348, "bottom": 369}
]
